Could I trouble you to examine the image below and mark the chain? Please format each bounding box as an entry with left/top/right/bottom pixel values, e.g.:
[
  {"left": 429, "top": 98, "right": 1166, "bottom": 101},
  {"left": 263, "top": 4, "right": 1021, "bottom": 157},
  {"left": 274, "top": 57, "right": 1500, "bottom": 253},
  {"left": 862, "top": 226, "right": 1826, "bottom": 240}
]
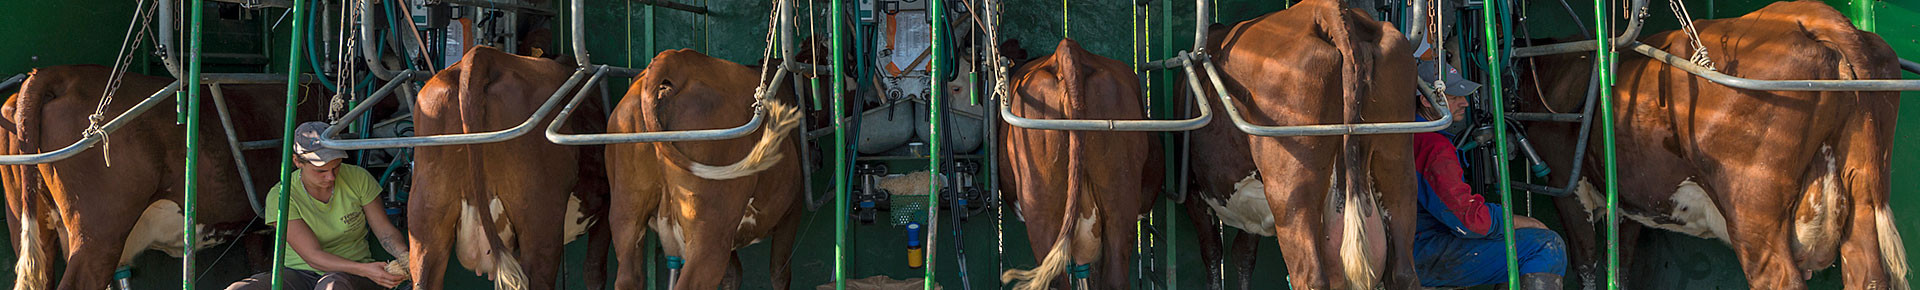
[
  {"left": 88, "top": 0, "right": 162, "bottom": 167},
  {"left": 748, "top": 0, "right": 788, "bottom": 112},
  {"left": 329, "top": 0, "right": 362, "bottom": 123},
  {"left": 1666, "top": 0, "right": 1714, "bottom": 70}
]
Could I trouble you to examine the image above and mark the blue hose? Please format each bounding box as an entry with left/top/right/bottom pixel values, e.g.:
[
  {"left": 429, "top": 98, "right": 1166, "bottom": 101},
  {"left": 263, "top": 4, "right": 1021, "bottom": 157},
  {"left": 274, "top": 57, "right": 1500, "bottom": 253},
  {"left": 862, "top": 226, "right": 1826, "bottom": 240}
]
[{"left": 304, "top": 0, "right": 337, "bottom": 91}]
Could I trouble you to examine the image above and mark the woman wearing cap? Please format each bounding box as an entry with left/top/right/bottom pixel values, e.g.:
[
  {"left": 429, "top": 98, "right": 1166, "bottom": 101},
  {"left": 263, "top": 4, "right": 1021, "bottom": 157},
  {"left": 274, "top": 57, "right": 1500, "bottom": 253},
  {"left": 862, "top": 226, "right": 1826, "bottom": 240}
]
[
  {"left": 226, "top": 122, "right": 408, "bottom": 290},
  {"left": 1409, "top": 34, "right": 1568, "bottom": 289}
]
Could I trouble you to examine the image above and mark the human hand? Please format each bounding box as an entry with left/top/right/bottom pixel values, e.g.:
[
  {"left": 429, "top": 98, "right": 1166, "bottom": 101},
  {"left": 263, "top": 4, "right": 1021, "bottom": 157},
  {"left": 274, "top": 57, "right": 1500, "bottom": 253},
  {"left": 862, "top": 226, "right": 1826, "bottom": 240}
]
[
  {"left": 356, "top": 262, "right": 407, "bottom": 288},
  {"left": 1512, "top": 216, "right": 1549, "bottom": 230}
]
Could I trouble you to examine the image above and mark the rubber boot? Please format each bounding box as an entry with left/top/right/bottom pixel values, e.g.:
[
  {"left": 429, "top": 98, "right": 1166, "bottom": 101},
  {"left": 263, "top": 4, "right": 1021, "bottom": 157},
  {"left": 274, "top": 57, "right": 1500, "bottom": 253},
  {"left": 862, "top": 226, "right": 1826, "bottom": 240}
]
[{"left": 1521, "top": 273, "right": 1564, "bottom": 290}]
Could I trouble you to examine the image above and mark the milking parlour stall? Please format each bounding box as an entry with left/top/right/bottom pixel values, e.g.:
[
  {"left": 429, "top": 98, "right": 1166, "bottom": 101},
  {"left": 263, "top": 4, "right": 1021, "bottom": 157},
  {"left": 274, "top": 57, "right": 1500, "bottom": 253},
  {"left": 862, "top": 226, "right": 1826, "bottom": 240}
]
[{"left": 1, "top": 0, "right": 1917, "bottom": 289}]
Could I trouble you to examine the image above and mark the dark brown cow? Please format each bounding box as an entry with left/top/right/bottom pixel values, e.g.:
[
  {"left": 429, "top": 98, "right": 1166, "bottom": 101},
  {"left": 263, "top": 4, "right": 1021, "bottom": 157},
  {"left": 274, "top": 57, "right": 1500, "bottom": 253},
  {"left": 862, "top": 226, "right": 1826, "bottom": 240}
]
[
  {"left": 2, "top": 65, "right": 325, "bottom": 290},
  {"left": 1178, "top": 0, "right": 1421, "bottom": 288},
  {"left": 1517, "top": 1, "right": 1908, "bottom": 289},
  {"left": 405, "top": 46, "right": 611, "bottom": 290},
  {"left": 996, "top": 39, "right": 1164, "bottom": 290},
  {"left": 604, "top": 48, "right": 805, "bottom": 290}
]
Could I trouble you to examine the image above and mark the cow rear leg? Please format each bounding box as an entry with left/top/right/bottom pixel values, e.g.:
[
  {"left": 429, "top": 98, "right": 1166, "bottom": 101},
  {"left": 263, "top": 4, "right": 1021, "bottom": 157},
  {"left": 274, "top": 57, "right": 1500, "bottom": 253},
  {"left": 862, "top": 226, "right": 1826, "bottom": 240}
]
[
  {"left": 673, "top": 216, "right": 741, "bottom": 290},
  {"left": 1260, "top": 180, "right": 1335, "bottom": 289},
  {"left": 408, "top": 195, "right": 460, "bottom": 290},
  {"left": 609, "top": 207, "right": 652, "bottom": 290},
  {"left": 720, "top": 253, "right": 743, "bottom": 290},
  {"left": 57, "top": 225, "right": 136, "bottom": 290},
  {"left": 768, "top": 206, "right": 802, "bottom": 289},
  {"left": 1182, "top": 199, "right": 1227, "bottom": 290},
  {"left": 584, "top": 215, "right": 611, "bottom": 290},
  {"left": 1229, "top": 231, "right": 1258, "bottom": 290},
  {"left": 1553, "top": 195, "right": 1603, "bottom": 290}
]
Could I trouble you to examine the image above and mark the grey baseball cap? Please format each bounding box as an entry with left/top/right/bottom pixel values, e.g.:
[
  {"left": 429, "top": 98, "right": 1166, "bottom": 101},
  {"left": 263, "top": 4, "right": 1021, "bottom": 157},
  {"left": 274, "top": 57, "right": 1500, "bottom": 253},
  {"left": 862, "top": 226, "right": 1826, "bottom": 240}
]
[
  {"left": 1418, "top": 59, "right": 1482, "bottom": 97},
  {"left": 292, "top": 121, "right": 347, "bottom": 167}
]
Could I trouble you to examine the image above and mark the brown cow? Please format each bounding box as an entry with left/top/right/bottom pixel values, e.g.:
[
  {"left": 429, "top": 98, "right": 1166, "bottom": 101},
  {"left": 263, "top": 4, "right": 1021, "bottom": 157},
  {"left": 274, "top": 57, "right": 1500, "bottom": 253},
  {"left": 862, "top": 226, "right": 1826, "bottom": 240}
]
[
  {"left": 604, "top": 48, "right": 805, "bottom": 290},
  {"left": 2, "top": 65, "right": 325, "bottom": 290},
  {"left": 996, "top": 39, "right": 1164, "bottom": 290},
  {"left": 1178, "top": 0, "right": 1421, "bottom": 288},
  {"left": 405, "top": 46, "right": 611, "bottom": 290},
  {"left": 1517, "top": 1, "right": 1908, "bottom": 289}
]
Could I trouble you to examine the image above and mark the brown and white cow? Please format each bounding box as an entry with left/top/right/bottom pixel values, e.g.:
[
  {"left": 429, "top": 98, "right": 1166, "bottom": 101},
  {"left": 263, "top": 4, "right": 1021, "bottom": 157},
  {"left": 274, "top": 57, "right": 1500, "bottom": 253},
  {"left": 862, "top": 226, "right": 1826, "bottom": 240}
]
[
  {"left": 2, "top": 65, "right": 325, "bottom": 290},
  {"left": 405, "top": 46, "right": 611, "bottom": 290},
  {"left": 1517, "top": 1, "right": 1908, "bottom": 289},
  {"left": 996, "top": 39, "right": 1165, "bottom": 290},
  {"left": 603, "top": 48, "right": 805, "bottom": 290},
  {"left": 1177, "top": 0, "right": 1421, "bottom": 288}
]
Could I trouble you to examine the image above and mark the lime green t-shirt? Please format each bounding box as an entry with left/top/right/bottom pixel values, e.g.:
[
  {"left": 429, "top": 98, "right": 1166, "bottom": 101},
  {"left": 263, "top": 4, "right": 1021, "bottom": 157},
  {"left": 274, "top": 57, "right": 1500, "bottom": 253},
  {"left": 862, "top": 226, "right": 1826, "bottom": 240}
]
[{"left": 265, "top": 164, "right": 383, "bottom": 272}]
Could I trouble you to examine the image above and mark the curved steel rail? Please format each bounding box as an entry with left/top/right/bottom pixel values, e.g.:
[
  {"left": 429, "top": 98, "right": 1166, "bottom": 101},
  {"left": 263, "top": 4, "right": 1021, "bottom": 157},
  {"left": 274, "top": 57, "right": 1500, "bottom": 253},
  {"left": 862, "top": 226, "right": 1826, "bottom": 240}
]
[
  {"left": 999, "top": 52, "right": 1214, "bottom": 131},
  {"left": 0, "top": 81, "right": 183, "bottom": 165},
  {"left": 317, "top": 67, "right": 592, "bottom": 150},
  {"left": 1000, "top": 0, "right": 1217, "bottom": 132},
  {"left": 1203, "top": 55, "right": 1454, "bottom": 136},
  {"left": 1632, "top": 43, "right": 1920, "bottom": 91},
  {"left": 1512, "top": 0, "right": 1648, "bottom": 58},
  {"left": 544, "top": 0, "right": 788, "bottom": 145}
]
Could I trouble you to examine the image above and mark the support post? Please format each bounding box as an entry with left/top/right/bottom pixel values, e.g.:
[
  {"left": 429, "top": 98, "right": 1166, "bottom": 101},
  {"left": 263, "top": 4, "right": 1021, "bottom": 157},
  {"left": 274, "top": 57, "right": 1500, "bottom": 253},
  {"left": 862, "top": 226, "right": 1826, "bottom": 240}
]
[
  {"left": 832, "top": 0, "right": 850, "bottom": 288},
  {"left": 1594, "top": 0, "right": 1620, "bottom": 288},
  {"left": 925, "top": 0, "right": 945, "bottom": 288},
  {"left": 1481, "top": 0, "right": 1518, "bottom": 287},
  {"left": 273, "top": 0, "right": 311, "bottom": 289},
  {"left": 183, "top": 0, "right": 206, "bottom": 288}
]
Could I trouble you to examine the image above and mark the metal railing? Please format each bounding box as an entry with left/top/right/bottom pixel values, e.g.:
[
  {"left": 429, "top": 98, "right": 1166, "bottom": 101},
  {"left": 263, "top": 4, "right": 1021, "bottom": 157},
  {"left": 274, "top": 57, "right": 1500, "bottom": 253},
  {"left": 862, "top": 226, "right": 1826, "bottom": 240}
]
[
  {"left": 316, "top": 67, "right": 590, "bottom": 150},
  {"left": 1202, "top": 56, "right": 1455, "bottom": 136},
  {"left": 543, "top": 0, "right": 793, "bottom": 145},
  {"left": 1511, "top": 0, "right": 1648, "bottom": 58},
  {"left": 1631, "top": 43, "right": 1920, "bottom": 91},
  {"left": 0, "top": 81, "right": 183, "bottom": 165},
  {"left": 999, "top": 0, "right": 1219, "bottom": 132}
]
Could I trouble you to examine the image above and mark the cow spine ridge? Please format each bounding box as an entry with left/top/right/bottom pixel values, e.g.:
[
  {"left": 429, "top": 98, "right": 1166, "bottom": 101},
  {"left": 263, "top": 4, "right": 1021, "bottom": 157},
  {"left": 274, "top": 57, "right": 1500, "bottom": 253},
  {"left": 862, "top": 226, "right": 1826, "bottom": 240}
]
[{"left": 689, "top": 98, "right": 800, "bottom": 180}]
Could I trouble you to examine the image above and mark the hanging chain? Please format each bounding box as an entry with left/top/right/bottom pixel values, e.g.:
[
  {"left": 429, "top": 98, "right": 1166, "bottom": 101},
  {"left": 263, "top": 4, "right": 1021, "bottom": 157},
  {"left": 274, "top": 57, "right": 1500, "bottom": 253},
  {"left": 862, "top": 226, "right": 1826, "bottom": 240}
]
[
  {"left": 1666, "top": 0, "right": 1713, "bottom": 70},
  {"left": 329, "top": 0, "right": 362, "bottom": 123},
  {"left": 88, "top": 0, "right": 162, "bottom": 167},
  {"left": 748, "top": 0, "right": 788, "bottom": 114}
]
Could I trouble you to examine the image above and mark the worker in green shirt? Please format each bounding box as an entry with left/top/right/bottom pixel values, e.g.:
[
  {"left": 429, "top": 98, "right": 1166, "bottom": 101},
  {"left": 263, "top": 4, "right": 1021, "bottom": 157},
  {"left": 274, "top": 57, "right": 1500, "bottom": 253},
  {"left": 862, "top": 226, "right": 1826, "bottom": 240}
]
[{"left": 226, "top": 122, "right": 408, "bottom": 290}]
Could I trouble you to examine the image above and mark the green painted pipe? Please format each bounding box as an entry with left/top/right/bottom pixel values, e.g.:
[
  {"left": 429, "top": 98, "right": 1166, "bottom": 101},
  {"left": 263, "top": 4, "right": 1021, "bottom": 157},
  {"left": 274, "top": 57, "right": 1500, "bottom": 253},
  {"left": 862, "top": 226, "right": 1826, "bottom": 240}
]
[
  {"left": 832, "top": 0, "right": 848, "bottom": 289},
  {"left": 1594, "top": 0, "right": 1620, "bottom": 288},
  {"left": 1854, "top": 0, "right": 1877, "bottom": 32},
  {"left": 183, "top": 1, "right": 206, "bottom": 289},
  {"left": 274, "top": 0, "right": 311, "bottom": 289},
  {"left": 926, "top": 0, "right": 945, "bottom": 288},
  {"left": 1479, "top": 0, "right": 1518, "bottom": 287},
  {"left": 1161, "top": 0, "right": 1177, "bottom": 288}
]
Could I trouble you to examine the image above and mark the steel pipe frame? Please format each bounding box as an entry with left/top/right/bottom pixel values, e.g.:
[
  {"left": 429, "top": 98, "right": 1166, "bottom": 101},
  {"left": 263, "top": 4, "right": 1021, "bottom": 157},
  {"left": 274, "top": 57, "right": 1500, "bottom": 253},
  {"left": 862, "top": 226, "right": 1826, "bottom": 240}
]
[
  {"left": 0, "top": 81, "right": 183, "bottom": 165},
  {"left": 363, "top": 0, "right": 428, "bottom": 81},
  {"left": 1205, "top": 57, "right": 1455, "bottom": 136},
  {"left": 1512, "top": 72, "right": 1602, "bottom": 198},
  {"left": 202, "top": 73, "right": 323, "bottom": 84},
  {"left": 315, "top": 67, "right": 591, "bottom": 150},
  {"left": 1632, "top": 43, "right": 1920, "bottom": 91},
  {"left": 1000, "top": 52, "right": 1215, "bottom": 132},
  {"left": 635, "top": 0, "right": 708, "bottom": 15},
  {"left": 1511, "top": 0, "right": 1647, "bottom": 58},
  {"left": 208, "top": 85, "right": 266, "bottom": 216},
  {"left": 1009, "top": 0, "right": 1218, "bottom": 132},
  {"left": 1902, "top": 58, "right": 1920, "bottom": 74},
  {"left": 0, "top": 73, "right": 24, "bottom": 92},
  {"left": 543, "top": 0, "right": 794, "bottom": 145}
]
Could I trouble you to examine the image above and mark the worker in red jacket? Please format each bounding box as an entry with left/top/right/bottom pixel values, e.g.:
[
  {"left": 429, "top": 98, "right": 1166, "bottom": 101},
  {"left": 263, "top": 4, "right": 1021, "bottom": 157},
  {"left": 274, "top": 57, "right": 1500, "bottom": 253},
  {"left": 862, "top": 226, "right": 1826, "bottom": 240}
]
[{"left": 1409, "top": 38, "right": 1567, "bottom": 290}]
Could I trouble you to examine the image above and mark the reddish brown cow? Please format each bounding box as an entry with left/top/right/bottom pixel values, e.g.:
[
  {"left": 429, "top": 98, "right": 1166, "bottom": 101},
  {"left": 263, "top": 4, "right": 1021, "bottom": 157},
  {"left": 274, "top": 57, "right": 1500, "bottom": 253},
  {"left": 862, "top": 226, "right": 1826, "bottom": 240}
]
[
  {"left": 405, "top": 46, "right": 611, "bottom": 290},
  {"left": 2, "top": 65, "right": 325, "bottom": 290},
  {"left": 604, "top": 48, "right": 805, "bottom": 290},
  {"left": 1518, "top": 1, "right": 1908, "bottom": 289},
  {"left": 1178, "top": 0, "right": 1421, "bottom": 288},
  {"left": 996, "top": 39, "right": 1164, "bottom": 290}
]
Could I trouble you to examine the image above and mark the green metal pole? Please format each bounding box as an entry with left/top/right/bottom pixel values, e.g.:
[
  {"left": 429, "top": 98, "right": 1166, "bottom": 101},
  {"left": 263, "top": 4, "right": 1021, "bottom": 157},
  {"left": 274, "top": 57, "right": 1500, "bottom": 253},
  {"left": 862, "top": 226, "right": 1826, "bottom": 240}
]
[
  {"left": 926, "top": 0, "right": 945, "bottom": 288},
  {"left": 183, "top": 0, "right": 206, "bottom": 289},
  {"left": 1593, "top": 0, "right": 1619, "bottom": 288},
  {"left": 832, "top": 0, "right": 849, "bottom": 288},
  {"left": 274, "top": 0, "right": 310, "bottom": 289},
  {"left": 1853, "top": 0, "right": 1877, "bottom": 32},
  {"left": 1479, "top": 0, "right": 1518, "bottom": 287}
]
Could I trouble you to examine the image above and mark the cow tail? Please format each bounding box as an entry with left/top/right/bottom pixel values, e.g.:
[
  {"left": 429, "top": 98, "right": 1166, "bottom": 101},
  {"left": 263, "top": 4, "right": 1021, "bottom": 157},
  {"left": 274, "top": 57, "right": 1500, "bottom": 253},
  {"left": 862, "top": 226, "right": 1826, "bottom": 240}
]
[
  {"left": 1875, "top": 206, "right": 1909, "bottom": 290},
  {"left": 456, "top": 61, "right": 528, "bottom": 290},
  {"left": 7, "top": 70, "right": 51, "bottom": 290},
  {"left": 1001, "top": 44, "right": 1090, "bottom": 290},
  {"left": 687, "top": 93, "right": 801, "bottom": 180},
  {"left": 1321, "top": 3, "right": 1381, "bottom": 289}
]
